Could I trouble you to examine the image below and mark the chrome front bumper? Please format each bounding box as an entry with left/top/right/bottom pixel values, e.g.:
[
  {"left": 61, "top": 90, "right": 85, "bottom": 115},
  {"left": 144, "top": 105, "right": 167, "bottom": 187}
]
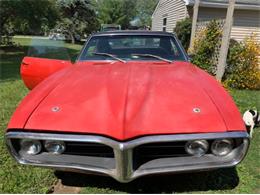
[{"left": 5, "top": 131, "right": 249, "bottom": 183}]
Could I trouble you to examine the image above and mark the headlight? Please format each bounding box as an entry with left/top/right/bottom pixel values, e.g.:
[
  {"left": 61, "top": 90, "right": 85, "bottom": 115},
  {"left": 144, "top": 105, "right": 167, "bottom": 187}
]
[
  {"left": 20, "top": 139, "right": 42, "bottom": 155},
  {"left": 211, "top": 139, "right": 233, "bottom": 156},
  {"left": 44, "top": 140, "right": 66, "bottom": 154},
  {"left": 185, "top": 140, "right": 209, "bottom": 157}
]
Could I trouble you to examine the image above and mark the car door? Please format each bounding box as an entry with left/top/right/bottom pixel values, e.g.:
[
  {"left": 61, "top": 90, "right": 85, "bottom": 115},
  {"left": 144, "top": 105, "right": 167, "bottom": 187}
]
[{"left": 21, "top": 56, "right": 72, "bottom": 90}]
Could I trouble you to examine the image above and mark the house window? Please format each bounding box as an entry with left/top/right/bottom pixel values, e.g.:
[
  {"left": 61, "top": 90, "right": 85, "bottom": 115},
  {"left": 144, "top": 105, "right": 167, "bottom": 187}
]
[
  {"left": 162, "top": 17, "right": 167, "bottom": 31},
  {"left": 163, "top": 18, "right": 167, "bottom": 26}
]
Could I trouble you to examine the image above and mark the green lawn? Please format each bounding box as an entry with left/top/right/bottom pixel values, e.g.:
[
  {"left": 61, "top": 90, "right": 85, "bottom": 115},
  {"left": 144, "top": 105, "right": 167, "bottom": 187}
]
[
  {"left": 0, "top": 37, "right": 259, "bottom": 193},
  {"left": 0, "top": 37, "right": 82, "bottom": 193}
]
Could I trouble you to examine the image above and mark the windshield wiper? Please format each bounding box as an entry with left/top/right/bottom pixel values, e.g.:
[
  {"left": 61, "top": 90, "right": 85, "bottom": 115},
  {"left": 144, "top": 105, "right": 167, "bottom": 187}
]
[
  {"left": 132, "top": 54, "right": 173, "bottom": 63},
  {"left": 92, "top": 52, "right": 126, "bottom": 63}
]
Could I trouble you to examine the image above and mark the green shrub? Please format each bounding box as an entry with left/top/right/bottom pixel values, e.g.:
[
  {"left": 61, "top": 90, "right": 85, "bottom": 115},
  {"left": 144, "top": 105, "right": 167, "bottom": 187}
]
[
  {"left": 223, "top": 35, "right": 260, "bottom": 90},
  {"left": 191, "top": 20, "right": 222, "bottom": 74},
  {"left": 174, "top": 18, "right": 192, "bottom": 51},
  {"left": 186, "top": 19, "right": 259, "bottom": 89}
]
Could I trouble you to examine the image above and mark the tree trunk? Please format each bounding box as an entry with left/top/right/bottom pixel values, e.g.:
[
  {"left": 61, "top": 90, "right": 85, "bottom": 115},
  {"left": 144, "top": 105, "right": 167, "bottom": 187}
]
[
  {"left": 70, "top": 22, "right": 76, "bottom": 44},
  {"left": 0, "top": 24, "right": 4, "bottom": 45},
  {"left": 68, "top": 31, "right": 75, "bottom": 44},
  {"left": 71, "top": 34, "right": 75, "bottom": 44}
]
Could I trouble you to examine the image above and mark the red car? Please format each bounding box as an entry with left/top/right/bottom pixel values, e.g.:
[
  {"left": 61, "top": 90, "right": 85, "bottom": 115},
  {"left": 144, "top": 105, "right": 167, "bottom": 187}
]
[{"left": 5, "top": 31, "right": 249, "bottom": 183}]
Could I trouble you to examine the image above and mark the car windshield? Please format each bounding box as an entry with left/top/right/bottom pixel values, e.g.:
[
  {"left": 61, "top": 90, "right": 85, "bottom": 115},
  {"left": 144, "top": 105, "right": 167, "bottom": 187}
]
[{"left": 79, "top": 35, "right": 187, "bottom": 62}]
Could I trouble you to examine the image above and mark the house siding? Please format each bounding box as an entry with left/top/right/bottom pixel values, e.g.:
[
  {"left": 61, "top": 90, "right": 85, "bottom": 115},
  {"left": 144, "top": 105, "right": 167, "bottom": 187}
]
[
  {"left": 152, "top": 0, "right": 188, "bottom": 32},
  {"left": 153, "top": 0, "right": 260, "bottom": 43},
  {"left": 232, "top": 9, "right": 260, "bottom": 42},
  {"left": 188, "top": 7, "right": 260, "bottom": 43}
]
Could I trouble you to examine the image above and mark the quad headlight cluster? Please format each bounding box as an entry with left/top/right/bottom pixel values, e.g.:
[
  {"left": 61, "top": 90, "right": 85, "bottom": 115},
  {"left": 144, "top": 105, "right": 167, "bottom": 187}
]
[
  {"left": 19, "top": 138, "right": 234, "bottom": 157},
  {"left": 19, "top": 139, "right": 66, "bottom": 155},
  {"left": 185, "top": 139, "right": 234, "bottom": 157}
]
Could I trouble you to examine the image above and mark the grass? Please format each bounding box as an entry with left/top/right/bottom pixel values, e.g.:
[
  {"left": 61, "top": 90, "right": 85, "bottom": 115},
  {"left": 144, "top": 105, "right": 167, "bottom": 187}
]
[
  {"left": 0, "top": 37, "right": 82, "bottom": 193},
  {"left": 0, "top": 37, "right": 259, "bottom": 193}
]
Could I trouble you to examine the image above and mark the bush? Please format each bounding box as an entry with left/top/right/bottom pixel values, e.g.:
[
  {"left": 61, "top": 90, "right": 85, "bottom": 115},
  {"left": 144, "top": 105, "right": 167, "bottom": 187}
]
[
  {"left": 223, "top": 35, "right": 260, "bottom": 90},
  {"left": 191, "top": 20, "right": 222, "bottom": 74},
  {"left": 174, "top": 18, "right": 192, "bottom": 51},
  {"left": 175, "top": 18, "right": 259, "bottom": 90}
]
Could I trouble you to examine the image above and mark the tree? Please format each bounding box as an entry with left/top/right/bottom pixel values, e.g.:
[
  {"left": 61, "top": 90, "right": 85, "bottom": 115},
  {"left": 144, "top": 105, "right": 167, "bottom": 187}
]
[
  {"left": 56, "top": 0, "right": 99, "bottom": 44},
  {"left": 15, "top": 0, "right": 59, "bottom": 35},
  {"left": 135, "top": 0, "right": 158, "bottom": 27},
  {"left": 0, "top": 0, "right": 16, "bottom": 44},
  {"left": 120, "top": 0, "right": 136, "bottom": 29},
  {"left": 96, "top": 0, "right": 136, "bottom": 29},
  {"left": 174, "top": 18, "right": 192, "bottom": 51},
  {"left": 0, "top": 0, "right": 59, "bottom": 44},
  {"left": 96, "top": 0, "right": 125, "bottom": 26}
]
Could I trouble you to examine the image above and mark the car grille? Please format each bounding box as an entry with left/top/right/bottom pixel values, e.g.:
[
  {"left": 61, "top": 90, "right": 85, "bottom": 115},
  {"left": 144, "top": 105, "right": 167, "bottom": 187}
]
[
  {"left": 133, "top": 141, "right": 189, "bottom": 169},
  {"left": 63, "top": 141, "right": 189, "bottom": 160},
  {"left": 6, "top": 131, "right": 249, "bottom": 183},
  {"left": 63, "top": 142, "right": 114, "bottom": 158}
]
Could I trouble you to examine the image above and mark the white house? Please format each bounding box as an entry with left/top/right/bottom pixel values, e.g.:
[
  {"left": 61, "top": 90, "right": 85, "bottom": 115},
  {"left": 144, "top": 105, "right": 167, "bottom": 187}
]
[{"left": 152, "top": 0, "right": 260, "bottom": 43}]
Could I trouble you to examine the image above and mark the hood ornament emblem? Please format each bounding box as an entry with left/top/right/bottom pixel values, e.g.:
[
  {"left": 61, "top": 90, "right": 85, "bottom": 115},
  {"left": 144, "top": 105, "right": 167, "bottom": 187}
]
[
  {"left": 51, "top": 106, "right": 60, "bottom": 112},
  {"left": 193, "top": 108, "right": 201, "bottom": 113}
]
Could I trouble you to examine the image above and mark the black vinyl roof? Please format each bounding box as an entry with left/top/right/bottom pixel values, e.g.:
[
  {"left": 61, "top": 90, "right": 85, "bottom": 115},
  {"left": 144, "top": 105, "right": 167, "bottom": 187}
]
[{"left": 92, "top": 30, "right": 175, "bottom": 37}]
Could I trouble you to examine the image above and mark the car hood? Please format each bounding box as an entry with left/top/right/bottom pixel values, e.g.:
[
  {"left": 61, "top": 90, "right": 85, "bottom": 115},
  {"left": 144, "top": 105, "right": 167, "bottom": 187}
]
[{"left": 9, "top": 61, "right": 245, "bottom": 140}]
